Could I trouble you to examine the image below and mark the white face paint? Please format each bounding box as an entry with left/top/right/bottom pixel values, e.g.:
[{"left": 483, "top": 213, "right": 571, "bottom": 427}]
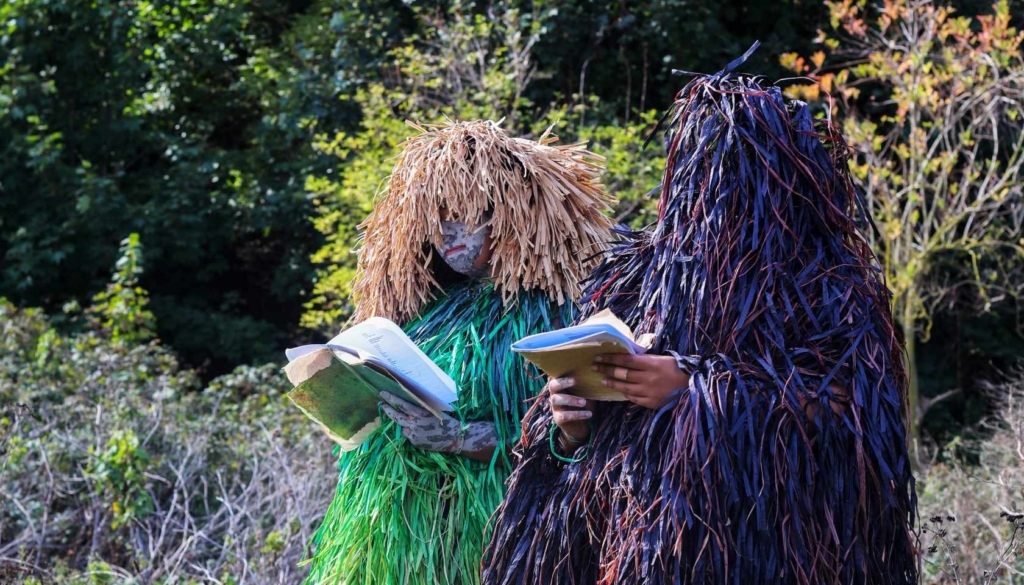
[{"left": 439, "top": 220, "right": 491, "bottom": 277}]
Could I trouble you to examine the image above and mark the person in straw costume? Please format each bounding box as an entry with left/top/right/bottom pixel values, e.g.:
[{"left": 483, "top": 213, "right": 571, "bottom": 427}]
[
  {"left": 483, "top": 51, "right": 917, "bottom": 584},
  {"left": 302, "top": 119, "right": 615, "bottom": 584}
]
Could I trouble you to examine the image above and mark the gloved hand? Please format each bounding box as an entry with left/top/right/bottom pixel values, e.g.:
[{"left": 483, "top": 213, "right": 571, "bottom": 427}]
[{"left": 379, "top": 391, "right": 497, "bottom": 454}]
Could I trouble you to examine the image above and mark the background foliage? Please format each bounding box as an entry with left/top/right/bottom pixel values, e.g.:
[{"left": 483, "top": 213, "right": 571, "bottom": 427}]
[
  {"left": 0, "top": 0, "right": 831, "bottom": 374},
  {"left": 783, "top": 0, "right": 1024, "bottom": 458},
  {"left": 2, "top": 0, "right": 1024, "bottom": 582},
  {"left": 1, "top": 240, "right": 333, "bottom": 584}
]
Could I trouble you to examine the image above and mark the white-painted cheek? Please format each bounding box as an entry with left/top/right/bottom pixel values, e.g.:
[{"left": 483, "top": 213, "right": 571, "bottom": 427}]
[{"left": 440, "top": 221, "right": 490, "bottom": 277}]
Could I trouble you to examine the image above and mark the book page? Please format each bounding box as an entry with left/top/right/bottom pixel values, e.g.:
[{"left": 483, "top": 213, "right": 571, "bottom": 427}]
[
  {"left": 328, "top": 346, "right": 450, "bottom": 416},
  {"left": 512, "top": 324, "right": 646, "bottom": 354},
  {"left": 328, "top": 317, "right": 458, "bottom": 405}
]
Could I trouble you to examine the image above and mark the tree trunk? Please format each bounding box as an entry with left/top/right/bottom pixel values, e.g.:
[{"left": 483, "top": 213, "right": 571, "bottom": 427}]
[{"left": 902, "top": 305, "right": 920, "bottom": 468}]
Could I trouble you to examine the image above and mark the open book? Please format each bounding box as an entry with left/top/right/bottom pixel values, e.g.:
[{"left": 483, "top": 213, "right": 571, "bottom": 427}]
[
  {"left": 511, "top": 310, "right": 652, "bottom": 401},
  {"left": 284, "top": 317, "right": 458, "bottom": 451}
]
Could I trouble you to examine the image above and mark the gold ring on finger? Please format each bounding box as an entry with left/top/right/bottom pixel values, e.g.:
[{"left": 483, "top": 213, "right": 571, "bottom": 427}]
[{"left": 615, "top": 367, "right": 628, "bottom": 381}]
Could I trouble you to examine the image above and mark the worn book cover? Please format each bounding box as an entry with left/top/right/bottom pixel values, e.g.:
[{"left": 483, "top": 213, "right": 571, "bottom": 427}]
[
  {"left": 283, "top": 348, "right": 425, "bottom": 451},
  {"left": 512, "top": 310, "right": 653, "bottom": 401},
  {"left": 283, "top": 317, "right": 458, "bottom": 450}
]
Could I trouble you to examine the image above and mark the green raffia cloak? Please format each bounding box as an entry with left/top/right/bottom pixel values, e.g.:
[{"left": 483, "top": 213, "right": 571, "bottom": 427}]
[{"left": 303, "top": 281, "right": 574, "bottom": 584}]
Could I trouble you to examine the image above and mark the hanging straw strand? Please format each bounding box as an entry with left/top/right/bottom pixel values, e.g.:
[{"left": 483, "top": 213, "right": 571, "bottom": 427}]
[{"left": 353, "top": 120, "right": 614, "bottom": 323}]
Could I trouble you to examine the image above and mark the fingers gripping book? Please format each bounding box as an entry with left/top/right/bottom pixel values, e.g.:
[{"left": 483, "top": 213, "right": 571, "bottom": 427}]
[
  {"left": 511, "top": 309, "right": 653, "bottom": 401},
  {"left": 283, "top": 318, "right": 458, "bottom": 451}
]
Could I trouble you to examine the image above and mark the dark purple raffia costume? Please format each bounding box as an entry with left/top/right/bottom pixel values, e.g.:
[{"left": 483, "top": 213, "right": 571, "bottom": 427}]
[{"left": 483, "top": 55, "right": 918, "bottom": 585}]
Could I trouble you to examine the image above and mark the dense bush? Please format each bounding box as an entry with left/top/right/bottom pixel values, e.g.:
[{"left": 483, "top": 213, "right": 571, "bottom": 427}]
[
  {"left": 0, "top": 0, "right": 339, "bottom": 374},
  {"left": 0, "top": 248, "right": 334, "bottom": 583}
]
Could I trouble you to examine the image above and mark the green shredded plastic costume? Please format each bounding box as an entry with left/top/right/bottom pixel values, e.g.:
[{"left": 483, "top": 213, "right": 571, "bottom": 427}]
[
  {"left": 302, "top": 120, "right": 613, "bottom": 584},
  {"left": 305, "top": 283, "right": 572, "bottom": 583}
]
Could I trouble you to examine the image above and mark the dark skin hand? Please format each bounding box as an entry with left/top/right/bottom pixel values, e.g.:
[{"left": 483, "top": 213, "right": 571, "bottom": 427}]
[
  {"left": 549, "top": 353, "right": 691, "bottom": 451},
  {"left": 591, "top": 354, "right": 691, "bottom": 409},
  {"left": 547, "top": 376, "right": 593, "bottom": 448}
]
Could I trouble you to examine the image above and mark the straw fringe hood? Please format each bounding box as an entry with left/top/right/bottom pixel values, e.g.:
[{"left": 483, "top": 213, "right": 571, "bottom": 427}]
[{"left": 352, "top": 119, "right": 614, "bottom": 323}]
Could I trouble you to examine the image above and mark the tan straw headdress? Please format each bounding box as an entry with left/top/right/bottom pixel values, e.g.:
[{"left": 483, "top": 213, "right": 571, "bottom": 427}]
[{"left": 352, "top": 119, "right": 615, "bottom": 323}]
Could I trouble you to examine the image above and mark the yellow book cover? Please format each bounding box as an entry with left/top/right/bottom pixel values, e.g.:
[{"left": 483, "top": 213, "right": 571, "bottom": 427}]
[{"left": 511, "top": 310, "right": 653, "bottom": 401}]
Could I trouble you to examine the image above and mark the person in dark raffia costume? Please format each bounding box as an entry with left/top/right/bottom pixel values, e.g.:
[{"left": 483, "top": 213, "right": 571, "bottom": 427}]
[
  {"left": 483, "top": 51, "right": 918, "bottom": 585},
  {"left": 302, "top": 119, "right": 614, "bottom": 585}
]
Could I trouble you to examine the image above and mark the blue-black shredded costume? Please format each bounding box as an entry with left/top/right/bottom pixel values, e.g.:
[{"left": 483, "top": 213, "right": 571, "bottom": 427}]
[{"left": 483, "top": 58, "right": 917, "bottom": 585}]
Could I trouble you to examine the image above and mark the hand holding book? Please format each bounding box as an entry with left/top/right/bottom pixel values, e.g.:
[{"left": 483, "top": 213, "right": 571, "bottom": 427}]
[
  {"left": 547, "top": 376, "right": 593, "bottom": 453},
  {"left": 379, "top": 391, "right": 497, "bottom": 456},
  {"left": 511, "top": 309, "right": 654, "bottom": 401},
  {"left": 520, "top": 310, "right": 692, "bottom": 451},
  {"left": 283, "top": 318, "right": 459, "bottom": 451},
  {"left": 589, "top": 353, "right": 690, "bottom": 410},
  {"left": 548, "top": 353, "right": 692, "bottom": 454}
]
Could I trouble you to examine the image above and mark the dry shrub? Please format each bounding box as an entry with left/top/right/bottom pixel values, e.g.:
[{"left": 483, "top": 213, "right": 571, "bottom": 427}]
[
  {"left": 919, "top": 374, "right": 1024, "bottom": 584},
  {"left": 0, "top": 300, "right": 336, "bottom": 584}
]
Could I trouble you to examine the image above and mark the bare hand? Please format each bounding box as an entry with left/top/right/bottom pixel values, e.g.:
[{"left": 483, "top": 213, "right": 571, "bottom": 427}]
[
  {"left": 591, "top": 353, "right": 690, "bottom": 409},
  {"left": 547, "top": 377, "right": 593, "bottom": 446}
]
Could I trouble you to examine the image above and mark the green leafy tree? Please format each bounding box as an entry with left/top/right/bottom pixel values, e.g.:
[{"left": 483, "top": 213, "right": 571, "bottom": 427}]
[
  {"left": 783, "top": 0, "right": 1024, "bottom": 455},
  {"left": 576, "top": 110, "right": 666, "bottom": 228},
  {"left": 300, "top": 1, "right": 666, "bottom": 331},
  {"left": 0, "top": 0, "right": 359, "bottom": 372},
  {"left": 515, "top": 0, "right": 829, "bottom": 121}
]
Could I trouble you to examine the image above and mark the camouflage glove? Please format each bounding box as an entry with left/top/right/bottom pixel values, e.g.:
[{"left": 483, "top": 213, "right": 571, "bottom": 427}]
[{"left": 379, "top": 391, "right": 497, "bottom": 454}]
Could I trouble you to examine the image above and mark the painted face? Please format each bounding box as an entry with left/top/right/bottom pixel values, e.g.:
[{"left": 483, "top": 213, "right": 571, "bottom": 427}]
[{"left": 439, "top": 219, "right": 492, "bottom": 277}]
